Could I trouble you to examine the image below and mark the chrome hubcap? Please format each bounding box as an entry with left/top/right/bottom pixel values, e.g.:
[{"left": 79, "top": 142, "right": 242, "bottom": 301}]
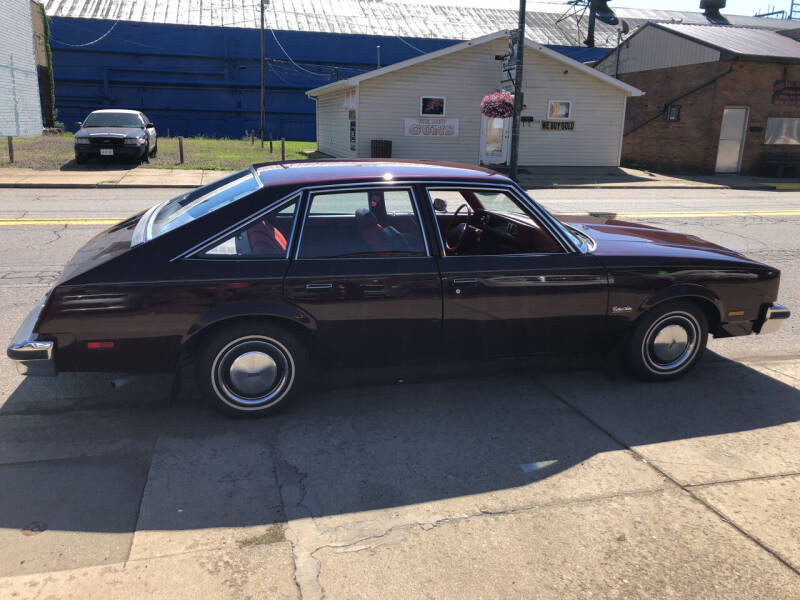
[
  {"left": 642, "top": 312, "right": 700, "bottom": 374},
  {"left": 211, "top": 336, "right": 294, "bottom": 410},
  {"left": 229, "top": 351, "right": 277, "bottom": 396},
  {"left": 651, "top": 324, "right": 689, "bottom": 363}
]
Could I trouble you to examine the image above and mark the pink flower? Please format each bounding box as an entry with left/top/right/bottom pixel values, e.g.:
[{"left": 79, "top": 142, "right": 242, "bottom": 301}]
[{"left": 480, "top": 91, "right": 515, "bottom": 118}]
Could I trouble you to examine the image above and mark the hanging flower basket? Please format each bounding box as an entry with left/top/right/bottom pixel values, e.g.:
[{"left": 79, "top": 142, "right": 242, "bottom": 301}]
[{"left": 480, "top": 91, "right": 515, "bottom": 118}]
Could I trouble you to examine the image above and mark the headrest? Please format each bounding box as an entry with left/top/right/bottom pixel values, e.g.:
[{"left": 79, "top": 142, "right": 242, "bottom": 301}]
[{"left": 355, "top": 207, "right": 378, "bottom": 228}]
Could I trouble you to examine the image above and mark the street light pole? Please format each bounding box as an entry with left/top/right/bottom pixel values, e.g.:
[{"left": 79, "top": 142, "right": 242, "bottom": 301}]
[
  {"left": 509, "top": 0, "right": 526, "bottom": 181},
  {"left": 260, "top": 0, "right": 267, "bottom": 148}
]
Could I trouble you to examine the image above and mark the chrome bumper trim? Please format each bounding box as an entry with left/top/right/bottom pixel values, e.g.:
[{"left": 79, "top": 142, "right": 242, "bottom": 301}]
[
  {"left": 6, "top": 295, "right": 57, "bottom": 376},
  {"left": 756, "top": 303, "right": 791, "bottom": 335}
]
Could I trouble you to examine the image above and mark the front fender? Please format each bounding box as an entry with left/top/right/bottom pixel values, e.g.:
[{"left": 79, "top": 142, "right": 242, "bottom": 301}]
[{"left": 640, "top": 283, "right": 724, "bottom": 319}]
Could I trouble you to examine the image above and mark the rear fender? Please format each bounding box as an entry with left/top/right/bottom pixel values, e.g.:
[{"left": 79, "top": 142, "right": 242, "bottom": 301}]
[{"left": 182, "top": 300, "right": 318, "bottom": 347}]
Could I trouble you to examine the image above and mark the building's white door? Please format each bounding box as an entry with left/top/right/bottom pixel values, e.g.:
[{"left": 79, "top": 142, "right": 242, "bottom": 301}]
[
  {"left": 715, "top": 106, "right": 749, "bottom": 174},
  {"left": 480, "top": 116, "right": 510, "bottom": 165}
]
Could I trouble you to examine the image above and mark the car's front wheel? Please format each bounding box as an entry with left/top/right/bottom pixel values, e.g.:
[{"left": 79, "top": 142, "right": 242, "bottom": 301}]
[
  {"left": 197, "top": 322, "right": 308, "bottom": 417},
  {"left": 626, "top": 300, "right": 708, "bottom": 381}
]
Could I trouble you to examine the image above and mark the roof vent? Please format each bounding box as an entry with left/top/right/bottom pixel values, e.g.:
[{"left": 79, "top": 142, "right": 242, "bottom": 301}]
[{"left": 700, "top": 0, "right": 726, "bottom": 20}]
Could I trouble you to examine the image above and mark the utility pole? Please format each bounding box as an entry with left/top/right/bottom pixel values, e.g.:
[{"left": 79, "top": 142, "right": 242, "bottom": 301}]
[
  {"left": 260, "top": 0, "right": 267, "bottom": 148},
  {"left": 509, "top": 0, "right": 526, "bottom": 181}
]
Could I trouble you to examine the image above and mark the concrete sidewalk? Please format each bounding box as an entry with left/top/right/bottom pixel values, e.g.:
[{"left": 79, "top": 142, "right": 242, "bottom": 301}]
[
  {"left": 0, "top": 167, "right": 236, "bottom": 188},
  {"left": 512, "top": 166, "right": 800, "bottom": 190},
  {"left": 1, "top": 164, "right": 799, "bottom": 190}
]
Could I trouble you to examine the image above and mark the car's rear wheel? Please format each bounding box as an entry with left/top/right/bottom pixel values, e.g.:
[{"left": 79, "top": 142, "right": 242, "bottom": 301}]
[
  {"left": 626, "top": 300, "right": 708, "bottom": 381},
  {"left": 197, "top": 322, "right": 307, "bottom": 417}
]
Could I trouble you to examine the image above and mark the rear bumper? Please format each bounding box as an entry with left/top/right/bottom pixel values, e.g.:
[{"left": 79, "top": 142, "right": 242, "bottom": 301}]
[
  {"left": 6, "top": 295, "right": 56, "bottom": 376},
  {"left": 755, "top": 303, "right": 791, "bottom": 335}
]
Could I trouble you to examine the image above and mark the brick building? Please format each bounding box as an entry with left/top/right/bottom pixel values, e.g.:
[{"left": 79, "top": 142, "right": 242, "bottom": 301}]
[{"left": 596, "top": 23, "right": 800, "bottom": 175}]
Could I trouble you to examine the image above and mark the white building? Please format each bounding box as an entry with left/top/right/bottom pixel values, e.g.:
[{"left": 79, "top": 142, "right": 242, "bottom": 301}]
[
  {"left": 0, "top": 0, "right": 43, "bottom": 137},
  {"left": 307, "top": 31, "right": 642, "bottom": 168}
]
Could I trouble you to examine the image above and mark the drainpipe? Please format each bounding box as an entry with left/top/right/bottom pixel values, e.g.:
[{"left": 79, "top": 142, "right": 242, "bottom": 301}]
[{"left": 625, "top": 58, "right": 738, "bottom": 136}]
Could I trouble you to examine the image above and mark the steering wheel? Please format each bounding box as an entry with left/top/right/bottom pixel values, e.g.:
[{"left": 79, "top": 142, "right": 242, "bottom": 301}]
[{"left": 445, "top": 203, "right": 473, "bottom": 252}]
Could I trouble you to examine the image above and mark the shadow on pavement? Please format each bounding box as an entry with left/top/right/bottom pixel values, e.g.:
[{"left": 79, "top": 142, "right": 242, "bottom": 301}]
[
  {"left": 59, "top": 158, "right": 141, "bottom": 171},
  {"left": 0, "top": 352, "right": 798, "bottom": 538}
]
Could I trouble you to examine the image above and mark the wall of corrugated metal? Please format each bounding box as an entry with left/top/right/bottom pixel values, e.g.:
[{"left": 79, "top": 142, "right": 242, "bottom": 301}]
[{"left": 49, "top": 17, "right": 457, "bottom": 140}]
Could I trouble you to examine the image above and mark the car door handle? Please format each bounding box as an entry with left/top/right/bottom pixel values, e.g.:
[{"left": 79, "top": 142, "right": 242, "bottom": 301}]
[
  {"left": 305, "top": 283, "right": 333, "bottom": 290},
  {"left": 452, "top": 278, "right": 478, "bottom": 286}
]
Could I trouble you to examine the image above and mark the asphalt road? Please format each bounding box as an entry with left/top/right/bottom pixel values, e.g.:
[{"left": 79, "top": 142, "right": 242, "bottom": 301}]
[{"left": 0, "top": 187, "right": 799, "bottom": 598}]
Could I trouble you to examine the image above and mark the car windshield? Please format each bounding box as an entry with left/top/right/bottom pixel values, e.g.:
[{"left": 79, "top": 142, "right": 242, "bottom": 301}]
[
  {"left": 143, "top": 170, "right": 262, "bottom": 242},
  {"left": 83, "top": 112, "right": 142, "bottom": 128}
]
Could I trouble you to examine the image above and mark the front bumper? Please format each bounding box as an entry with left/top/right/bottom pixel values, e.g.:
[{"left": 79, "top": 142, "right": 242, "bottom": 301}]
[
  {"left": 75, "top": 145, "right": 145, "bottom": 159},
  {"left": 6, "top": 295, "right": 56, "bottom": 376},
  {"left": 755, "top": 303, "right": 791, "bottom": 335}
]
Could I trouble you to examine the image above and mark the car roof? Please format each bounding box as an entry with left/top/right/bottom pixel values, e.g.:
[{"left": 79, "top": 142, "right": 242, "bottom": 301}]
[
  {"left": 253, "top": 159, "right": 512, "bottom": 189},
  {"left": 87, "top": 109, "right": 142, "bottom": 115}
]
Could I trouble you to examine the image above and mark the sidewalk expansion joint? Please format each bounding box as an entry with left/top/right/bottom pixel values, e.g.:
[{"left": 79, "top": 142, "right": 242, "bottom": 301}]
[
  {"left": 124, "top": 433, "right": 161, "bottom": 568},
  {"left": 537, "top": 377, "right": 800, "bottom": 580}
]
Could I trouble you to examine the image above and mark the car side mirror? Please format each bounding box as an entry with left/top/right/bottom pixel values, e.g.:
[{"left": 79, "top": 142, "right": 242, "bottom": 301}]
[
  {"left": 146, "top": 122, "right": 154, "bottom": 128},
  {"left": 74, "top": 121, "right": 82, "bottom": 129},
  {"left": 432, "top": 198, "right": 448, "bottom": 212}
]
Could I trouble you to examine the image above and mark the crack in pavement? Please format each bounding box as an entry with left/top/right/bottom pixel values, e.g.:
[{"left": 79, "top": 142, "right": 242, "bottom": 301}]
[
  {"left": 42, "top": 225, "right": 67, "bottom": 246},
  {"left": 271, "top": 431, "right": 325, "bottom": 600}
]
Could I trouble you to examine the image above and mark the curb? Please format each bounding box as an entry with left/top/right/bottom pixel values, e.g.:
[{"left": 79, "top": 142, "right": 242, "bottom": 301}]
[{"left": 0, "top": 182, "right": 198, "bottom": 189}]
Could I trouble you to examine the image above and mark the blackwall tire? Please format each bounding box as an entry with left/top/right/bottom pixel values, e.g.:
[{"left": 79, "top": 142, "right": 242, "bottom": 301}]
[
  {"left": 197, "top": 322, "right": 308, "bottom": 418},
  {"left": 626, "top": 301, "right": 708, "bottom": 382}
]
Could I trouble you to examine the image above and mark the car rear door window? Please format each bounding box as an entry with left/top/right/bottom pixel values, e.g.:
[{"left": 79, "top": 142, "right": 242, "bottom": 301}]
[
  {"left": 298, "top": 189, "right": 427, "bottom": 258},
  {"left": 200, "top": 197, "right": 299, "bottom": 258}
]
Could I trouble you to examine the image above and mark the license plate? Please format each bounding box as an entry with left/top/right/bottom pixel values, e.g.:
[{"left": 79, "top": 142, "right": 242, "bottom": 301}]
[{"left": 100, "top": 149, "right": 114, "bottom": 156}]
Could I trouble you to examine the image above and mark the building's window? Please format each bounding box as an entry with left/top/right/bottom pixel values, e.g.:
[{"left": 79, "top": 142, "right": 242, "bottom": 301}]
[
  {"left": 765, "top": 117, "right": 800, "bottom": 145},
  {"left": 666, "top": 104, "right": 681, "bottom": 122},
  {"left": 201, "top": 197, "right": 299, "bottom": 258},
  {"left": 547, "top": 100, "right": 572, "bottom": 120},
  {"left": 298, "top": 189, "right": 427, "bottom": 258},
  {"left": 420, "top": 96, "right": 446, "bottom": 116}
]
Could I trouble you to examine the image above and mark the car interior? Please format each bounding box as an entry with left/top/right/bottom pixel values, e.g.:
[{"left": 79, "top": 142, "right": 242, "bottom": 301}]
[
  {"left": 203, "top": 187, "right": 563, "bottom": 259},
  {"left": 297, "top": 190, "right": 427, "bottom": 258},
  {"left": 428, "top": 189, "right": 564, "bottom": 255}
]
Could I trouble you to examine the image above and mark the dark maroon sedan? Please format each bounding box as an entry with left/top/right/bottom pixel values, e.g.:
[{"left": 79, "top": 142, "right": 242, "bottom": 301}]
[{"left": 7, "top": 160, "right": 790, "bottom": 417}]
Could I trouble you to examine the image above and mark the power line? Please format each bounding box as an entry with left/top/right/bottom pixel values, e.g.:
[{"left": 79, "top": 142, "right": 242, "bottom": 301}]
[
  {"left": 49, "top": 19, "right": 120, "bottom": 47},
  {"left": 269, "top": 29, "right": 331, "bottom": 77},
  {"left": 395, "top": 36, "right": 426, "bottom": 54}
]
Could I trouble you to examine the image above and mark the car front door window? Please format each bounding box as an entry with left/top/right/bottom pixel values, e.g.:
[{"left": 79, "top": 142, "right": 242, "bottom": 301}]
[{"left": 427, "top": 187, "right": 563, "bottom": 256}]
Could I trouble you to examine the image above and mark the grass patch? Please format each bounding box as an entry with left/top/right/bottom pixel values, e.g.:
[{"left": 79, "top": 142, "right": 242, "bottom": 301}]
[
  {"left": 238, "top": 524, "right": 286, "bottom": 548},
  {"left": 1, "top": 134, "right": 316, "bottom": 170}
]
